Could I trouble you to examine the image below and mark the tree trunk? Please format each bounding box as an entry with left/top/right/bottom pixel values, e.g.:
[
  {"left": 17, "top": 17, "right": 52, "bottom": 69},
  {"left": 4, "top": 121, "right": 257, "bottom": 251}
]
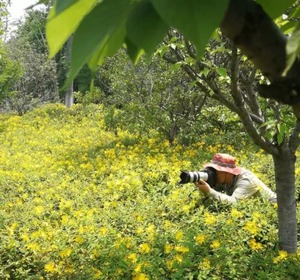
[
  {"left": 65, "top": 82, "right": 74, "bottom": 108},
  {"left": 273, "top": 149, "right": 298, "bottom": 253},
  {"left": 65, "top": 35, "right": 74, "bottom": 108}
]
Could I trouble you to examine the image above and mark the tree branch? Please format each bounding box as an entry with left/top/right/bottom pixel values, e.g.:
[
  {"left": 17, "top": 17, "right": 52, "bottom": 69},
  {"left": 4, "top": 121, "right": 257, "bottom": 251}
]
[
  {"left": 230, "top": 44, "right": 279, "bottom": 155},
  {"left": 221, "top": 0, "right": 300, "bottom": 119}
]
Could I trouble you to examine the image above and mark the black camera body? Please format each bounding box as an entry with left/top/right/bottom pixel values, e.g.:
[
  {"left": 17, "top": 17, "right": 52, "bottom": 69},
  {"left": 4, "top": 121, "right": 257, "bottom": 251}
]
[{"left": 179, "top": 167, "right": 216, "bottom": 187}]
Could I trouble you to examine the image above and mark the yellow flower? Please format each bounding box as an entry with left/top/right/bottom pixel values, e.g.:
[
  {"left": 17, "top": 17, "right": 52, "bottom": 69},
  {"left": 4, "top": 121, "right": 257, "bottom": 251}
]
[
  {"left": 175, "top": 254, "right": 183, "bottom": 263},
  {"left": 253, "top": 211, "right": 261, "bottom": 220},
  {"left": 27, "top": 242, "right": 41, "bottom": 252},
  {"left": 204, "top": 212, "right": 217, "bottom": 226},
  {"left": 136, "top": 227, "right": 144, "bottom": 235},
  {"left": 34, "top": 205, "right": 45, "bottom": 215},
  {"left": 279, "top": 250, "right": 288, "bottom": 259},
  {"left": 163, "top": 220, "right": 173, "bottom": 230},
  {"left": 145, "top": 224, "right": 155, "bottom": 235},
  {"left": 99, "top": 226, "right": 108, "bottom": 235},
  {"left": 182, "top": 204, "right": 190, "bottom": 213},
  {"left": 174, "top": 245, "right": 189, "bottom": 253},
  {"left": 166, "top": 259, "right": 174, "bottom": 270},
  {"left": 273, "top": 250, "right": 288, "bottom": 264},
  {"left": 165, "top": 243, "right": 173, "bottom": 254},
  {"left": 231, "top": 208, "right": 243, "bottom": 219},
  {"left": 132, "top": 273, "right": 149, "bottom": 280},
  {"left": 195, "top": 234, "right": 206, "bottom": 245},
  {"left": 175, "top": 230, "right": 184, "bottom": 241},
  {"left": 249, "top": 239, "right": 263, "bottom": 251},
  {"left": 59, "top": 248, "right": 72, "bottom": 258},
  {"left": 44, "top": 262, "right": 56, "bottom": 273},
  {"left": 199, "top": 257, "right": 211, "bottom": 270},
  {"left": 134, "top": 263, "right": 142, "bottom": 273},
  {"left": 226, "top": 219, "right": 233, "bottom": 225},
  {"left": 128, "top": 253, "right": 138, "bottom": 263},
  {"left": 244, "top": 221, "right": 258, "bottom": 235},
  {"left": 21, "top": 233, "right": 29, "bottom": 242},
  {"left": 210, "top": 240, "right": 221, "bottom": 249},
  {"left": 75, "top": 235, "right": 85, "bottom": 244},
  {"left": 139, "top": 243, "right": 151, "bottom": 254}
]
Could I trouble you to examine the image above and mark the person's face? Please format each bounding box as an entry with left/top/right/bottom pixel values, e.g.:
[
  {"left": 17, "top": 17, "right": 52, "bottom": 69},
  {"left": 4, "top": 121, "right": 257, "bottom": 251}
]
[{"left": 216, "top": 171, "right": 234, "bottom": 185}]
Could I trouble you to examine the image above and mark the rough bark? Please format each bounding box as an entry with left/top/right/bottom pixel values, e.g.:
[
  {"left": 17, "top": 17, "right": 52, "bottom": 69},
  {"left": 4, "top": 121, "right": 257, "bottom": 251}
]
[
  {"left": 220, "top": 0, "right": 300, "bottom": 119},
  {"left": 273, "top": 149, "right": 298, "bottom": 253}
]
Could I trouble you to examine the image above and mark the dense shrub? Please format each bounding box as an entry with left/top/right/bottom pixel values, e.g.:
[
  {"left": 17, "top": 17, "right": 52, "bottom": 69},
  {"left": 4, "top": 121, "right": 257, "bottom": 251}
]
[{"left": 0, "top": 104, "right": 299, "bottom": 279}]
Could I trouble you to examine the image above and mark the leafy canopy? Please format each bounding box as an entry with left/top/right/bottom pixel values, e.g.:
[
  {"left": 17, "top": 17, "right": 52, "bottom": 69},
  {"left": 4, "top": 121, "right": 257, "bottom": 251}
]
[{"left": 46, "top": 0, "right": 299, "bottom": 85}]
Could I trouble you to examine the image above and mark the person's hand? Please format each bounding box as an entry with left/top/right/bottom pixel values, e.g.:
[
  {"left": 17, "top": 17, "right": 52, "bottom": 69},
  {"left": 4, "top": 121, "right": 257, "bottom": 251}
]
[{"left": 194, "top": 179, "right": 211, "bottom": 194}]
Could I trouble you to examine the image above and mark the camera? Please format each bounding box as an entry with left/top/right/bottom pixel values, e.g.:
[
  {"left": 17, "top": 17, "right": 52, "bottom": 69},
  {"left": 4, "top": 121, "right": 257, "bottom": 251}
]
[{"left": 179, "top": 167, "right": 216, "bottom": 187}]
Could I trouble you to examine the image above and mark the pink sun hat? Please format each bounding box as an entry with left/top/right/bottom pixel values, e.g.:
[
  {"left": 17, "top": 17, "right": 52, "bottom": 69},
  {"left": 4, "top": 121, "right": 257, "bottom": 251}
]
[{"left": 204, "top": 153, "right": 242, "bottom": 175}]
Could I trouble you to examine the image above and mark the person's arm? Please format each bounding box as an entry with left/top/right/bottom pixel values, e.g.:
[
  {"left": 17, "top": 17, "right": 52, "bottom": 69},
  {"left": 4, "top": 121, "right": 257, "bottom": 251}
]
[
  {"left": 208, "top": 188, "right": 239, "bottom": 204},
  {"left": 195, "top": 177, "right": 258, "bottom": 204},
  {"left": 195, "top": 180, "right": 238, "bottom": 204}
]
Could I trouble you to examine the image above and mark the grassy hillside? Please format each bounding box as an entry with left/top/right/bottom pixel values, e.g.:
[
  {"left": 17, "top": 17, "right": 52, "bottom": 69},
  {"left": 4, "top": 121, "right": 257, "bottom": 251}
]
[{"left": 0, "top": 104, "right": 299, "bottom": 279}]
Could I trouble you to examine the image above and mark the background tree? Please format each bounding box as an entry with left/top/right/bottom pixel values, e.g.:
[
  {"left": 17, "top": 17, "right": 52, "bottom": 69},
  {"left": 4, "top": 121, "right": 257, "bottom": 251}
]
[
  {"left": 85, "top": 48, "right": 242, "bottom": 144},
  {"left": 6, "top": 5, "right": 96, "bottom": 109},
  {"left": 3, "top": 8, "right": 59, "bottom": 114},
  {"left": 0, "top": 0, "right": 23, "bottom": 110},
  {"left": 5, "top": 39, "right": 59, "bottom": 115}
]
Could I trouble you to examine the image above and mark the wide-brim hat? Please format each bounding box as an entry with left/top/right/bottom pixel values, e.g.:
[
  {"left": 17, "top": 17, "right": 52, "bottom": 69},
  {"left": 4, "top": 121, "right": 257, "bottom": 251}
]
[{"left": 204, "top": 153, "right": 242, "bottom": 175}]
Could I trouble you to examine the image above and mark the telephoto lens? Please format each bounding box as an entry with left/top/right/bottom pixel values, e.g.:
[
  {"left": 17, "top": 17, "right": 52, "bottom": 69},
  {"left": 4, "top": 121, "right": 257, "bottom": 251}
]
[
  {"left": 179, "top": 170, "right": 209, "bottom": 184},
  {"left": 178, "top": 168, "right": 216, "bottom": 187}
]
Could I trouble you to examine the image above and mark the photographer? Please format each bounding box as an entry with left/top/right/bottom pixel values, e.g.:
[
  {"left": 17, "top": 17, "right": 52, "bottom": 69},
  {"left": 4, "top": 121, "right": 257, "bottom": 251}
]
[{"left": 194, "top": 153, "right": 277, "bottom": 204}]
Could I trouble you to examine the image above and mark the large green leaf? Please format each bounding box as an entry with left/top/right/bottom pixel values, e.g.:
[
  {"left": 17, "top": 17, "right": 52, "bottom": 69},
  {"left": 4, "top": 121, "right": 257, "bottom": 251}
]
[
  {"left": 46, "top": 0, "right": 97, "bottom": 58},
  {"left": 257, "top": 0, "right": 296, "bottom": 19},
  {"left": 87, "top": 24, "right": 126, "bottom": 72},
  {"left": 150, "top": 0, "right": 229, "bottom": 58},
  {"left": 125, "top": 38, "right": 145, "bottom": 64},
  {"left": 126, "top": 1, "right": 169, "bottom": 55},
  {"left": 54, "top": 0, "right": 85, "bottom": 14},
  {"left": 64, "top": 0, "right": 132, "bottom": 87}
]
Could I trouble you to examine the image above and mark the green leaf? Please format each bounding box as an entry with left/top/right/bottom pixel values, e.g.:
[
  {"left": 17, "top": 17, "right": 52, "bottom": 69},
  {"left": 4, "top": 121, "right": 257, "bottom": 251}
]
[
  {"left": 256, "top": 0, "right": 296, "bottom": 19},
  {"left": 290, "top": 4, "right": 300, "bottom": 18},
  {"left": 64, "top": 0, "right": 132, "bottom": 87},
  {"left": 126, "top": 1, "right": 169, "bottom": 55},
  {"left": 87, "top": 23, "right": 126, "bottom": 71},
  {"left": 200, "top": 68, "right": 210, "bottom": 77},
  {"left": 46, "top": 0, "right": 97, "bottom": 58},
  {"left": 150, "top": 0, "right": 229, "bottom": 58},
  {"left": 277, "top": 133, "right": 284, "bottom": 145},
  {"left": 216, "top": 67, "right": 227, "bottom": 77},
  {"left": 54, "top": 0, "right": 83, "bottom": 14},
  {"left": 279, "top": 20, "right": 297, "bottom": 35},
  {"left": 125, "top": 38, "right": 145, "bottom": 64},
  {"left": 277, "top": 123, "right": 287, "bottom": 135},
  {"left": 155, "top": 44, "right": 169, "bottom": 58},
  {"left": 283, "top": 24, "right": 300, "bottom": 76}
]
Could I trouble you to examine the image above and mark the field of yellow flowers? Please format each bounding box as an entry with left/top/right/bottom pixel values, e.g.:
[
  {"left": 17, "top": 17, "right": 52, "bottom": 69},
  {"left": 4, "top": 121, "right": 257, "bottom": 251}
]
[{"left": 0, "top": 104, "right": 300, "bottom": 279}]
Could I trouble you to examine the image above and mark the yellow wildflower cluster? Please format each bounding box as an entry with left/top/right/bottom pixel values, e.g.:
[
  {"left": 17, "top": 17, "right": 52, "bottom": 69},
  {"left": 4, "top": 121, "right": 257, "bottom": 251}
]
[
  {"left": 273, "top": 250, "right": 288, "bottom": 264},
  {"left": 249, "top": 238, "right": 263, "bottom": 251},
  {"left": 0, "top": 104, "right": 290, "bottom": 279}
]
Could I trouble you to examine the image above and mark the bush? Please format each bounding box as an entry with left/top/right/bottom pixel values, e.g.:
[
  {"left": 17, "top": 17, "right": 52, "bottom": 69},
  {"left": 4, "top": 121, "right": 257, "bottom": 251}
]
[{"left": 0, "top": 104, "right": 299, "bottom": 279}]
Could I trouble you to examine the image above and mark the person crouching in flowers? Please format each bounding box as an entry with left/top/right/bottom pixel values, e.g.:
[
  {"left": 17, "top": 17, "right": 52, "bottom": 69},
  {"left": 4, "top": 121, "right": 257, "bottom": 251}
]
[{"left": 194, "top": 153, "right": 277, "bottom": 204}]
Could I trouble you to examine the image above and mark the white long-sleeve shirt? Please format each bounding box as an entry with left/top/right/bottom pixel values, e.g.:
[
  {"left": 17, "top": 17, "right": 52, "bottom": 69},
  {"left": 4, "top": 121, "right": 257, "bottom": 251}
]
[{"left": 207, "top": 168, "right": 277, "bottom": 204}]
